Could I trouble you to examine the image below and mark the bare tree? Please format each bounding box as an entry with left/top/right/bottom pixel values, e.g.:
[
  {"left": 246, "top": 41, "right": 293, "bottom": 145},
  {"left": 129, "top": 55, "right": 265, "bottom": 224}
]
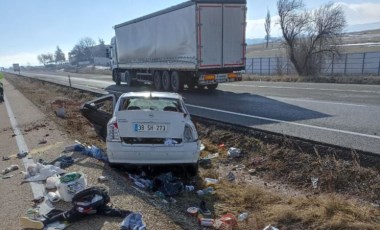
[
  {"left": 37, "top": 53, "right": 54, "bottom": 66},
  {"left": 54, "top": 46, "right": 66, "bottom": 64},
  {"left": 277, "top": 0, "right": 346, "bottom": 76},
  {"left": 264, "top": 10, "right": 271, "bottom": 48},
  {"left": 69, "top": 37, "right": 96, "bottom": 65}
]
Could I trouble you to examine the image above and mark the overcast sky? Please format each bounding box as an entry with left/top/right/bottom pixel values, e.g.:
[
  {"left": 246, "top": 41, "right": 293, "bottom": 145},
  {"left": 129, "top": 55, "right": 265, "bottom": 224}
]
[{"left": 0, "top": 0, "right": 379, "bottom": 67}]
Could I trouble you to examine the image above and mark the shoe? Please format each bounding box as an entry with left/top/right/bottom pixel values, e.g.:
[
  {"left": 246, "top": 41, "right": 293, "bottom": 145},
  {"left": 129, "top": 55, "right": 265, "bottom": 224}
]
[{"left": 19, "top": 217, "right": 44, "bottom": 229}]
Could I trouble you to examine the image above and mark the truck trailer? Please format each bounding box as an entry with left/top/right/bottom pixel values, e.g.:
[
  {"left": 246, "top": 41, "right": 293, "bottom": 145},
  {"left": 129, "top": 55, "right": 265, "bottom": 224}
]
[{"left": 109, "top": 0, "right": 246, "bottom": 91}]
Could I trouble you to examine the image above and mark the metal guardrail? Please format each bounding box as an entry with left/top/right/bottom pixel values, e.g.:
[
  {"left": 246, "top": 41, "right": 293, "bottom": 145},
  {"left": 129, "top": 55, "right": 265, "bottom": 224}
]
[{"left": 245, "top": 52, "right": 380, "bottom": 76}]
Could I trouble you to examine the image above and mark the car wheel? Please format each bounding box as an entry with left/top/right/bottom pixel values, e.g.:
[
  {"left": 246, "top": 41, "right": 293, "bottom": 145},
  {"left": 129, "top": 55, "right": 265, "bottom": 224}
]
[
  {"left": 115, "top": 72, "right": 121, "bottom": 86},
  {"left": 153, "top": 71, "right": 162, "bottom": 90},
  {"left": 162, "top": 71, "right": 171, "bottom": 91},
  {"left": 171, "top": 71, "right": 183, "bottom": 92}
]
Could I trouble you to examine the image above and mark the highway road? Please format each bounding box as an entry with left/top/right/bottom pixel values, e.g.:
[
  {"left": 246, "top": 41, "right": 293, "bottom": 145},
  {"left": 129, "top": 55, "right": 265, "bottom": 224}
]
[{"left": 17, "top": 71, "right": 380, "bottom": 154}]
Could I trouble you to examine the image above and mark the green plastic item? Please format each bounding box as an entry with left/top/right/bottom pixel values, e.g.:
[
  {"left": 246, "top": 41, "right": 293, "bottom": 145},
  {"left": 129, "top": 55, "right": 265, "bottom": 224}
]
[{"left": 60, "top": 172, "right": 81, "bottom": 183}]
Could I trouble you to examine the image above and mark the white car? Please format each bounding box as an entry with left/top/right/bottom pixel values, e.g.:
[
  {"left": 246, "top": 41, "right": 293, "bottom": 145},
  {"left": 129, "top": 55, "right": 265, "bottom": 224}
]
[{"left": 81, "top": 91, "right": 200, "bottom": 174}]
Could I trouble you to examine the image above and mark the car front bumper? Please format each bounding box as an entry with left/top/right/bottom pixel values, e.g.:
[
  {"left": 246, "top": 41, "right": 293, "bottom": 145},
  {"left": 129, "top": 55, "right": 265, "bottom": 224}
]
[{"left": 106, "top": 141, "right": 200, "bottom": 164}]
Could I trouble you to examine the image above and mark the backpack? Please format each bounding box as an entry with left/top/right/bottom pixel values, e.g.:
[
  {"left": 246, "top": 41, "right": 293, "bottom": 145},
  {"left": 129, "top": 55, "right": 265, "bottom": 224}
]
[{"left": 71, "top": 186, "right": 111, "bottom": 214}]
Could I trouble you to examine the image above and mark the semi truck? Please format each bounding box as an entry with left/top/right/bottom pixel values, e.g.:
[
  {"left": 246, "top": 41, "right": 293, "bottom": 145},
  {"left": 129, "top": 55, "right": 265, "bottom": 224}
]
[{"left": 109, "top": 0, "right": 246, "bottom": 92}]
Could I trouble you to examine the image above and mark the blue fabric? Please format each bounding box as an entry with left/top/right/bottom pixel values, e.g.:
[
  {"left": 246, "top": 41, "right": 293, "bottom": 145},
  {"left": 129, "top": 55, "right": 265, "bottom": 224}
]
[{"left": 120, "top": 212, "right": 146, "bottom": 230}]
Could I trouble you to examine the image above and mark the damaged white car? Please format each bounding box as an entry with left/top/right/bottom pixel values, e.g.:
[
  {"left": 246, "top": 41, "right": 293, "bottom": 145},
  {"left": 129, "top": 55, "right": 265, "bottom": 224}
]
[{"left": 81, "top": 92, "right": 200, "bottom": 174}]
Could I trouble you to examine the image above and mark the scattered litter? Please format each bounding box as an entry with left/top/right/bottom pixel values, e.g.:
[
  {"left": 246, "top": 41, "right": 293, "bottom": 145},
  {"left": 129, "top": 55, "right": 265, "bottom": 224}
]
[
  {"left": 199, "top": 218, "right": 214, "bottom": 227},
  {"left": 32, "top": 196, "right": 44, "bottom": 204},
  {"left": 152, "top": 172, "right": 184, "bottom": 196},
  {"left": 226, "top": 171, "right": 236, "bottom": 181},
  {"left": 1, "top": 174, "right": 14, "bottom": 179},
  {"left": 164, "top": 138, "right": 178, "bottom": 146},
  {"left": 47, "top": 191, "right": 61, "bottom": 203},
  {"left": 23, "top": 163, "right": 66, "bottom": 182},
  {"left": 199, "top": 158, "right": 212, "bottom": 168},
  {"left": 129, "top": 174, "right": 152, "bottom": 190},
  {"left": 38, "top": 139, "right": 47, "bottom": 144},
  {"left": 200, "top": 143, "right": 205, "bottom": 151},
  {"left": 208, "top": 152, "right": 219, "bottom": 159},
  {"left": 46, "top": 175, "right": 60, "bottom": 189},
  {"left": 55, "top": 107, "right": 66, "bottom": 118},
  {"left": 26, "top": 163, "right": 38, "bottom": 177},
  {"left": 120, "top": 212, "right": 146, "bottom": 230},
  {"left": 2, "top": 156, "right": 10, "bottom": 161},
  {"left": 227, "top": 147, "right": 241, "bottom": 158},
  {"left": 248, "top": 169, "right": 256, "bottom": 175},
  {"left": 214, "top": 213, "right": 238, "bottom": 229},
  {"left": 263, "top": 225, "right": 279, "bottom": 230},
  {"left": 50, "top": 155, "right": 74, "bottom": 169},
  {"left": 17, "top": 151, "right": 28, "bottom": 159},
  {"left": 1, "top": 164, "right": 19, "bottom": 175},
  {"left": 205, "top": 178, "right": 219, "bottom": 187},
  {"left": 199, "top": 200, "right": 212, "bottom": 217},
  {"left": 187, "top": 207, "right": 199, "bottom": 216},
  {"left": 185, "top": 185, "right": 195, "bottom": 192},
  {"left": 218, "top": 143, "right": 225, "bottom": 149},
  {"left": 311, "top": 177, "right": 319, "bottom": 189},
  {"left": 98, "top": 176, "right": 108, "bottom": 182},
  {"left": 233, "top": 164, "right": 246, "bottom": 170},
  {"left": 196, "top": 187, "right": 215, "bottom": 196},
  {"left": 58, "top": 172, "right": 87, "bottom": 202},
  {"left": 238, "top": 212, "right": 248, "bottom": 221}
]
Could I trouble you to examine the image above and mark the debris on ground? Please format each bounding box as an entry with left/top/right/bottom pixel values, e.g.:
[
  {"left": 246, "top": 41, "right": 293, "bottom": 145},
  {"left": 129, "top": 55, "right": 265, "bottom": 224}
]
[
  {"left": 38, "top": 139, "right": 47, "bottom": 144},
  {"left": 152, "top": 172, "right": 184, "bottom": 196},
  {"left": 120, "top": 212, "right": 146, "bottom": 230},
  {"left": 17, "top": 151, "right": 28, "bottom": 159},
  {"left": 2, "top": 156, "right": 10, "bottom": 161},
  {"left": 98, "top": 176, "right": 108, "bottom": 182},
  {"left": 23, "top": 163, "right": 66, "bottom": 182},
  {"left": 227, "top": 147, "right": 241, "bottom": 158},
  {"left": 1, "top": 164, "right": 19, "bottom": 175}
]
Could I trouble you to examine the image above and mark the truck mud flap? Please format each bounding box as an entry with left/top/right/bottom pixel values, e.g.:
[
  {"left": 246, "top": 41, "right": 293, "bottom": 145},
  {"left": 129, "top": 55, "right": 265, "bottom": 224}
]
[{"left": 80, "top": 94, "right": 116, "bottom": 140}]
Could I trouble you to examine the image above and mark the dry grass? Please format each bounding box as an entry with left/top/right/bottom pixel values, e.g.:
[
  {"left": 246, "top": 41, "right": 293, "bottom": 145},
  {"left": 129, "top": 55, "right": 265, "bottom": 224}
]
[{"left": 5, "top": 73, "right": 380, "bottom": 229}]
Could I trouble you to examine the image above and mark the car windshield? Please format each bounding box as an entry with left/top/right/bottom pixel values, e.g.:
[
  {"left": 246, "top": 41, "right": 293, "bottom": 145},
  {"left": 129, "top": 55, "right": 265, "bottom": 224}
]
[{"left": 119, "top": 97, "right": 182, "bottom": 112}]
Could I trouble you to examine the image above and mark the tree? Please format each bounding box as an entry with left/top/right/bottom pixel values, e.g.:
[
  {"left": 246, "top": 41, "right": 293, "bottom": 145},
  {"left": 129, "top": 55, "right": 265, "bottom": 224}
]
[
  {"left": 264, "top": 10, "right": 271, "bottom": 48},
  {"left": 37, "top": 53, "right": 54, "bottom": 66},
  {"left": 277, "top": 0, "right": 346, "bottom": 76},
  {"left": 54, "top": 46, "right": 66, "bottom": 64},
  {"left": 69, "top": 37, "right": 96, "bottom": 64}
]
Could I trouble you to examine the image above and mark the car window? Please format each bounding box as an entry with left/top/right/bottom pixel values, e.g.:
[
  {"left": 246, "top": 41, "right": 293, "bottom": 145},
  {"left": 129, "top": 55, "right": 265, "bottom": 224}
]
[{"left": 119, "top": 97, "right": 182, "bottom": 112}]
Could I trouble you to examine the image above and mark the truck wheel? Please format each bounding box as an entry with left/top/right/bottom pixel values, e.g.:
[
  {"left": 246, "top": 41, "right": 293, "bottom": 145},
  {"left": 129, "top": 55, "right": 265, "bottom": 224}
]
[
  {"left": 162, "top": 71, "right": 171, "bottom": 91},
  {"left": 125, "top": 71, "right": 132, "bottom": 86},
  {"left": 171, "top": 71, "right": 183, "bottom": 92},
  {"left": 153, "top": 71, "right": 162, "bottom": 90},
  {"left": 114, "top": 70, "right": 121, "bottom": 86},
  {"left": 207, "top": 84, "right": 218, "bottom": 90}
]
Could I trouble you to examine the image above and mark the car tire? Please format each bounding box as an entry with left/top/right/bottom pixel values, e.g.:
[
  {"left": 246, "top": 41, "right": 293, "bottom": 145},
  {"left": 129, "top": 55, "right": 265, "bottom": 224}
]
[
  {"left": 115, "top": 71, "right": 121, "bottom": 86},
  {"left": 162, "top": 71, "right": 171, "bottom": 91}
]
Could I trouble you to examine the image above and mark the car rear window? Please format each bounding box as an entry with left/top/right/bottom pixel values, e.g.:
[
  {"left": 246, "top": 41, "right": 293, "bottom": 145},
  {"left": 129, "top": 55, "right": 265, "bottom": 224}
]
[{"left": 119, "top": 97, "right": 182, "bottom": 112}]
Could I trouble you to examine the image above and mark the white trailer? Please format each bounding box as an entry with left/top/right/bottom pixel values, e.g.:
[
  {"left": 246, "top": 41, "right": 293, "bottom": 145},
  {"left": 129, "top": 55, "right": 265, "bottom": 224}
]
[{"left": 109, "top": 0, "right": 246, "bottom": 91}]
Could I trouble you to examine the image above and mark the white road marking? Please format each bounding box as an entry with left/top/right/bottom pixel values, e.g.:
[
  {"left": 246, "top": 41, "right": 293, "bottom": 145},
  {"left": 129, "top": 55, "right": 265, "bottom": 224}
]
[
  {"left": 187, "top": 104, "right": 380, "bottom": 140},
  {"left": 267, "top": 96, "right": 367, "bottom": 107},
  {"left": 225, "top": 83, "right": 380, "bottom": 94},
  {"left": 4, "top": 94, "right": 53, "bottom": 214}
]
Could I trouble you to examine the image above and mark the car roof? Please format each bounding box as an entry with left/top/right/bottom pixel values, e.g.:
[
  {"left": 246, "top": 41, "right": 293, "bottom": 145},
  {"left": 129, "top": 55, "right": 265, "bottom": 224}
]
[{"left": 119, "top": 91, "right": 183, "bottom": 100}]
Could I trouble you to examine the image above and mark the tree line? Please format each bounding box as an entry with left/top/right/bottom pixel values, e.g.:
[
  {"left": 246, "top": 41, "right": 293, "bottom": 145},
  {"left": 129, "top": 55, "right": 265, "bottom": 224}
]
[{"left": 37, "top": 37, "right": 107, "bottom": 66}]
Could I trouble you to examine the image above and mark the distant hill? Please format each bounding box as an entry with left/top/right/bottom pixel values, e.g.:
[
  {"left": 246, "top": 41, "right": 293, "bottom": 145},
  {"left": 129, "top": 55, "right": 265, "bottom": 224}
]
[
  {"left": 345, "top": 22, "right": 380, "bottom": 33},
  {"left": 246, "top": 37, "right": 281, "bottom": 45}
]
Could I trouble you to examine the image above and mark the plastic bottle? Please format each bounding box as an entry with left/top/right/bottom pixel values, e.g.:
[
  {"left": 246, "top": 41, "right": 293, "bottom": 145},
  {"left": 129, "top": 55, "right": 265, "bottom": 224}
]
[
  {"left": 238, "top": 212, "right": 248, "bottom": 221},
  {"left": 196, "top": 187, "right": 214, "bottom": 196}
]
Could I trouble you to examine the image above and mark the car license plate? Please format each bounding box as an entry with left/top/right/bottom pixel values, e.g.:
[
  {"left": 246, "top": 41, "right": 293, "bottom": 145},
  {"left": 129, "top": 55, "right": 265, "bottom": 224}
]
[{"left": 133, "top": 123, "right": 168, "bottom": 132}]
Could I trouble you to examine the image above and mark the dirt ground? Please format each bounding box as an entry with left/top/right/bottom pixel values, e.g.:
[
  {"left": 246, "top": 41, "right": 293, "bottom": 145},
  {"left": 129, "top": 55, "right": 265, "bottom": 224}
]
[{"left": 4, "top": 73, "right": 380, "bottom": 229}]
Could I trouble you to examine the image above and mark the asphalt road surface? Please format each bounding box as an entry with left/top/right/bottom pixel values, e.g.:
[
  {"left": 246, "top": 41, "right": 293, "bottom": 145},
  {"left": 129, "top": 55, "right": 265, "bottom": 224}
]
[{"left": 17, "top": 71, "right": 380, "bottom": 154}]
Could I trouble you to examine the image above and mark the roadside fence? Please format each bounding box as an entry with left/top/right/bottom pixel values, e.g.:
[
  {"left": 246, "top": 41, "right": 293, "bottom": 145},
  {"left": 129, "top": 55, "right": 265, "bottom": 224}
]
[{"left": 245, "top": 52, "right": 380, "bottom": 76}]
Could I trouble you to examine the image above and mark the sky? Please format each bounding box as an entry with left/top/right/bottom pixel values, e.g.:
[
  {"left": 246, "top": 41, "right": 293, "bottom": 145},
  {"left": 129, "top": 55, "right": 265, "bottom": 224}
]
[{"left": 0, "top": 0, "right": 380, "bottom": 67}]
